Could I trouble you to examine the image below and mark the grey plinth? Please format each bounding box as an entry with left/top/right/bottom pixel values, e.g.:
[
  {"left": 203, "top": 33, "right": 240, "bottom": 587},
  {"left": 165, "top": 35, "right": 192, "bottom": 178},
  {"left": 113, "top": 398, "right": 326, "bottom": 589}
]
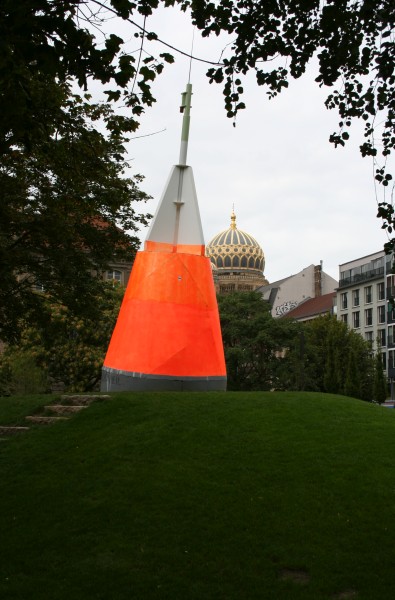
[{"left": 100, "top": 366, "right": 227, "bottom": 392}]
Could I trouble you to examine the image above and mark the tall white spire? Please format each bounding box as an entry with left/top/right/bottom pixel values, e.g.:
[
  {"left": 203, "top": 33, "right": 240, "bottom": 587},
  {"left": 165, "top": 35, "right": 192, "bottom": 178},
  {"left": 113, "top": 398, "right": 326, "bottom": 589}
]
[
  {"left": 179, "top": 83, "right": 192, "bottom": 166},
  {"left": 145, "top": 83, "right": 204, "bottom": 250}
]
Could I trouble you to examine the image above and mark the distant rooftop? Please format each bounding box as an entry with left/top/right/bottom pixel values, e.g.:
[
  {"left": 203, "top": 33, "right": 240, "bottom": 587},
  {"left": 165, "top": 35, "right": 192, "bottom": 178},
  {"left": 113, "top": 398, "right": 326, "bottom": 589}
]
[{"left": 283, "top": 292, "right": 336, "bottom": 321}]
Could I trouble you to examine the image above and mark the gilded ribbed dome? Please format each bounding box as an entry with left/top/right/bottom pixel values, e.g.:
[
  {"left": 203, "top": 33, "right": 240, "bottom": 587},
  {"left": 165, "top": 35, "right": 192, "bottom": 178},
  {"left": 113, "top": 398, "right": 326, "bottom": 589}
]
[{"left": 206, "top": 210, "right": 265, "bottom": 274}]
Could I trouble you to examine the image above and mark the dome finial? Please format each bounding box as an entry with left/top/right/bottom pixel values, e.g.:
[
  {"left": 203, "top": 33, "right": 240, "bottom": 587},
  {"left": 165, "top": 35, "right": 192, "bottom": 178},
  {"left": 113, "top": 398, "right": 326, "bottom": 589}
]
[{"left": 230, "top": 205, "right": 237, "bottom": 230}]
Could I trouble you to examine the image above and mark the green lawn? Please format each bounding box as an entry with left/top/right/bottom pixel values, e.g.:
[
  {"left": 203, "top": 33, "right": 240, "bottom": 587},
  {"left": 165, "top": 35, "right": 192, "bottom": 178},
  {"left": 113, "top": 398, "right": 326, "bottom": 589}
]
[
  {"left": 1, "top": 391, "right": 395, "bottom": 599},
  {"left": 0, "top": 393, "right": 54, "bottom": 425}
]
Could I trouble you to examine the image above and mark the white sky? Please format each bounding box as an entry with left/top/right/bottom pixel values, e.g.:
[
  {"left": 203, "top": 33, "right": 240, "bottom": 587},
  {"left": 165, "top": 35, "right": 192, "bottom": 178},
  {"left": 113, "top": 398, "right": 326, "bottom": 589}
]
[{"left": 96, "top": 5, "right": 393, "bottom": 283}]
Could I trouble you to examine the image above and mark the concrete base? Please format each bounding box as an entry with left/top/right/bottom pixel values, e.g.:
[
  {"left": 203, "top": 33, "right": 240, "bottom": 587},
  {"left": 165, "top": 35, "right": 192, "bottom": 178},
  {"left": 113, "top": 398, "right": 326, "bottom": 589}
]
[{"left": 100, "top": 366, "right": 227, "bottom": 392}]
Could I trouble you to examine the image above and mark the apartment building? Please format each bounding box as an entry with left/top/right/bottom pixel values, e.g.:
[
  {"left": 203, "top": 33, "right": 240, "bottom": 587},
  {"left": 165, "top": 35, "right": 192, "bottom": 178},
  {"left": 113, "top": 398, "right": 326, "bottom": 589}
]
[{"left": 337, "top": 250, "right": 392, "bottom": 375}]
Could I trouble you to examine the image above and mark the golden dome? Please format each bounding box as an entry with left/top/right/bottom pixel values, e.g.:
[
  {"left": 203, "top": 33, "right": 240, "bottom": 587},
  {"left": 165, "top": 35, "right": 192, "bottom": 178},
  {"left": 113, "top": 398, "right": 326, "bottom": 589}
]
[{"left": 206, "top": 210, "right": 265, "bottom": 274}]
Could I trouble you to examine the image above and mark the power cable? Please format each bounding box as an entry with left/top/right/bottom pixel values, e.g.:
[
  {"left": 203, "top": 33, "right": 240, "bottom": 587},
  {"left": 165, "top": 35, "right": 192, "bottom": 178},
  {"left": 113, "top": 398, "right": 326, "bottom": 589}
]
[{"left": 90, "top": 1, "right": 224, "bottom": 66}]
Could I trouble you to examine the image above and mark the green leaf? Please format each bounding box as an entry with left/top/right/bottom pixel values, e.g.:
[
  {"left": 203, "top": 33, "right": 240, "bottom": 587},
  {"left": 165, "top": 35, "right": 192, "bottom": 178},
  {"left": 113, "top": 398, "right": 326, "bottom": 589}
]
[
  {"left": 160, "top": 53, "right": 175, "bottom": 64},
  {"left": 139, "top": 66, "right": 156, "bottom": 82}
]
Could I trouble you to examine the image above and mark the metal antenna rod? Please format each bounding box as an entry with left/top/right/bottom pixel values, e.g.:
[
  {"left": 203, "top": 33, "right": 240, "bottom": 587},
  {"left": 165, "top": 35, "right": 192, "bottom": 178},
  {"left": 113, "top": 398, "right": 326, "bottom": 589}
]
[
  {"left": 188, "top": 27, "right": 195, "bottom": 84},
  {"left": 179, "top": 83, "right": 192, "bottom": 165}
]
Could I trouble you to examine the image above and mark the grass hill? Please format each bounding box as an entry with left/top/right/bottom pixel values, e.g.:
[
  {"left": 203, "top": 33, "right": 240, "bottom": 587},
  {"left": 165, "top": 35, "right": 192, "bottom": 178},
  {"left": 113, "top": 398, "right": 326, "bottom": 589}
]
[{"left": 1, "top": 391, "right": 395, "bottom": 600}]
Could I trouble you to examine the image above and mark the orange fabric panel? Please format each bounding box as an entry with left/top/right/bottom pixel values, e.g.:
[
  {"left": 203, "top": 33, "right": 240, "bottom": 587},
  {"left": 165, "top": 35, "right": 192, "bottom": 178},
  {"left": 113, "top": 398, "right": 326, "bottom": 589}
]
[
  {"left": 124, "top": 251, "right": 217, "bottom": 307},
  {"left": 103, "top": 298, "right": 225, "bottom": 376},
  {"left": 176, "top": 243, "right": 205, "bottom": 256},
  {"left": 103, "top": 251, "right": 226, "bottom": 377},
  {"left": 144, "top": 241, "right": 174, "bottom": 253},
  {"left": 144, "top": 240, "right": 205, "bottom": 256}
]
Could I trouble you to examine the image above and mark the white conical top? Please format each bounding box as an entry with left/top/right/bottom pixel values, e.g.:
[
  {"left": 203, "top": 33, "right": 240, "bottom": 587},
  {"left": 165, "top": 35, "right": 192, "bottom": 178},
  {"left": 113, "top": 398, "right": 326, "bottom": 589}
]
[{"left": 145, "top": 84, "right": 205, "bottom": 249}]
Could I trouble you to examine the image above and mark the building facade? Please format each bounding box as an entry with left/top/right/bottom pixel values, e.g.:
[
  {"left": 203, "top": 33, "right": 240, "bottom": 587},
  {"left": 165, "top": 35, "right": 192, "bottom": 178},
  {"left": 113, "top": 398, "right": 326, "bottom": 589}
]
[
  {"left": 103, "top": 259, "right": 132, "bottom": 287},
  {"left": 259, "top": 263, "right": 338, "bottom": 318},
  {"left": 336, "top": 250, "right": 392, "bottom": 376}
]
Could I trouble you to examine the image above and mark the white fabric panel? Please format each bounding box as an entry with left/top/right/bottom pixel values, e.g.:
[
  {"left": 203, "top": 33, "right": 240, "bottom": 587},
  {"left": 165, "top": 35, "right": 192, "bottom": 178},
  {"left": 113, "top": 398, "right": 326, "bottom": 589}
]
[{"left": 146, "top": 165, "right": 205, "bottom": 246}]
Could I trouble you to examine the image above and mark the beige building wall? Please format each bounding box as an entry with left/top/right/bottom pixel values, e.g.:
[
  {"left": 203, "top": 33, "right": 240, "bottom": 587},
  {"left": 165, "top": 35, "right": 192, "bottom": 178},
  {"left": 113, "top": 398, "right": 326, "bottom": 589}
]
[
  {"left": 337, "top": 250, "right": 388, "bottom": 357},
  {"left": 260, "top": 264, "right": 338, "bottom": 318}
]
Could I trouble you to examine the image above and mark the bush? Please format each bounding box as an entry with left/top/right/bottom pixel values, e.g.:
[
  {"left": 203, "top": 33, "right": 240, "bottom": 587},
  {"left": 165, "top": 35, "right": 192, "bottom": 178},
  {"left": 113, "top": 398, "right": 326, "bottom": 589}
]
[{"left": 0, "top": 350, "right": 48, "bottom": 396}]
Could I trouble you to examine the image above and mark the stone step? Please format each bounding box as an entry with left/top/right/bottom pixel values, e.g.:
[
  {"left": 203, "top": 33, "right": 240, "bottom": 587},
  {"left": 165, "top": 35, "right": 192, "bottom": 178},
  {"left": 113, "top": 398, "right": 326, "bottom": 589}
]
[
  {"left": 45, "top": 405, "right": 87, "bottom": 415},
  {"left": 0, "top": 426, "right": 30, "bottom": 436},
  {"left": 25, "top": 416, "right": 69, "bottom": 425},
  {"left": 60, "top": 394, "right": 111, "bottom": 405}
]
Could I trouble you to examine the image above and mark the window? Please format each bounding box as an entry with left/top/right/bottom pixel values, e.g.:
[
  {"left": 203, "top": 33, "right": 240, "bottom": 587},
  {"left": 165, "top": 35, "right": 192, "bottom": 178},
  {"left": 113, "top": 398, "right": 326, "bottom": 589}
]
[
  {"left": 353, "top": 311, "right": 360, "bottom": 328},
  {"left": 378, "top": 329, "right": 386, "bottom": 347},
  {"left": 220, "top": 284, "right": 235, "bottom": 293},
  {"left": 365, "top": 286, "right": 372, "bottom": 304},
  {"left": 382, "top": 352, "right": 387, "bottom": 370},
  {"left": 389, "top": 350, "right": 395, "bottom": 370},
  {"left": 33, "top": 281, "right": 45, "bottom": 292},
  {"left": 341, "top": 292, "right": 348, "bottom": 309},
  {"left": 377, "top": 282, "right": 385, "bottom": 301},
  {"left": 365, "top": 331, "right": 373, "bottom": 345},
  {"left": 388, "top": 325, "right": 395, "bottom": 346},
  {"left": 372, "top": 256, "right": 384, "bottom": 270},
  {"left": 238, "top": 284, "right": 253, "bottom": 291},
  {"left": 341, "top": 314, "right": 348, "bottom": 325},
  {"left": 387, "top": 274, "right": 395, "bottom": 298},
  {"left": 378, "top": 305, "right": 386, "bottom": 324},
  {"left": 388, "top": 301, "right": 395, "bottom": 322},
  {"left": 361, "top": 262, "right": 370, "bottom": 275},
  {"left": 107, "top": 270, "right": 122, "bottom": 282},
  {"left": 365, "top": 308, "right": 373, "bottom": 326},
  {"left": 352, "top": 289, "right": 360, "bottom": 306}
]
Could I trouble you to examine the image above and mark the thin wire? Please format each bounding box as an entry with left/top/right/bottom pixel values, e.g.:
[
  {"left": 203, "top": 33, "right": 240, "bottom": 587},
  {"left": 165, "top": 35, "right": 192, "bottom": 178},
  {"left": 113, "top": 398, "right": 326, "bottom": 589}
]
[
  {"left": 130, "top": 128, "right": 166, "bottom": 140},
  {"left": 131, "top": 15, "right": 147, "bottom": 96},
  {"left": 188, "top": 27, "right": 195, "bottom": 83},
  {"left": 90, "top": 1, "right": 224, "bottom": 66}
]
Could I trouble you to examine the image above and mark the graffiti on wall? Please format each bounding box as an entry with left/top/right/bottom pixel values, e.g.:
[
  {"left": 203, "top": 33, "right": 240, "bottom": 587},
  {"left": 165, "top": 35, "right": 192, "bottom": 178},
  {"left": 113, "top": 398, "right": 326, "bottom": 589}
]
[{"left": 275, "top": 301, "right": 298, "bottom": 317}]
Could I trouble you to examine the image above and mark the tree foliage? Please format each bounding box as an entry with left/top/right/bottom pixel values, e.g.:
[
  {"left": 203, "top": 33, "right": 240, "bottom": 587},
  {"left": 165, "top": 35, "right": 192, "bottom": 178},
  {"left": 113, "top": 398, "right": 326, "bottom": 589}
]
[
  {"left": 0, "top": 1, "right": 181, "bottom": 341},
  {"left": 218, "top": 291, "right": 297, "bottom": 390},
  {"left": 373, "top": 350, "right": 388, "bottom": 402},
  {"left": 0, "top": 350, "right": 48, "bottom": 396},
  {"left": 0, "top": 282, "right": 124, "bottom": 394},
  {"left": 172, "top": 1, "right": 393, "bottom": 249},
  {"left": 1, "top": 1, "right": 394, "bottom": 338},
  {"left": 3, "top": 1, "right": 393, "bottom": 181},
  {"left": 283, "top": 313, "right": 374, "bottom": 400},
  {"left": 0, "top": 0, "right": 173, "bottom": 152},
  {"left": 181, "top": 1, "right": 394, "bottom": 198},
  {"left": 218, "top": 293, "right": 378, "bottom": 399},
  {"left": 0, "top": 79, "right": 150, "bottom": 342}
]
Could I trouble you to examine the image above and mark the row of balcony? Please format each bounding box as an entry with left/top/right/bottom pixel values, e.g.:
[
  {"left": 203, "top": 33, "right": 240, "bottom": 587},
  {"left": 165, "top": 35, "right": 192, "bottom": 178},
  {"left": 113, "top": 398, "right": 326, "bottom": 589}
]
[{"left": 339, "top": 267, "right": 385, "bottom": 288}]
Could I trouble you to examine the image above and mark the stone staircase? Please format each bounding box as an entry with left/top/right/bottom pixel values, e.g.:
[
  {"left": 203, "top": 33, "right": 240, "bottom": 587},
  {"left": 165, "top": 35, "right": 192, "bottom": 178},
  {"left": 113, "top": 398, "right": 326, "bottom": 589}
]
[
  {"left": 0, "top": 394, "right": 110, "bottom": 438},
  {"left": 0, "top": 426, "right": 30, "bottom": 437}
]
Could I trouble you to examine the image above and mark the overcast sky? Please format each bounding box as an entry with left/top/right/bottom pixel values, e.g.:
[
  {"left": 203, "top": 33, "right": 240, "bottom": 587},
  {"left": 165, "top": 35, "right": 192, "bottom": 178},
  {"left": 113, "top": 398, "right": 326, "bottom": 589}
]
[{"left": 99, "top": 5, "right": 393, "bottom": 283}]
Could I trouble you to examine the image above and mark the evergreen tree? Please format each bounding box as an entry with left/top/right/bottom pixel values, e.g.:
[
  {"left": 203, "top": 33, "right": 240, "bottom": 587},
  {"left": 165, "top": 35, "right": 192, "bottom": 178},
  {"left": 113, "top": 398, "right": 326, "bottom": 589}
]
[
  {"left": 217, "top": 291, "right": 297, "bottom": 390},
  {"left": 344, "top": 348, "right": 361, "bottom": 399},
  {"left": 373, "top": 352, "right": 388, "bottom": 404},
  {"left": 284, "top": 314, "right": 374, "bottom": 400}
]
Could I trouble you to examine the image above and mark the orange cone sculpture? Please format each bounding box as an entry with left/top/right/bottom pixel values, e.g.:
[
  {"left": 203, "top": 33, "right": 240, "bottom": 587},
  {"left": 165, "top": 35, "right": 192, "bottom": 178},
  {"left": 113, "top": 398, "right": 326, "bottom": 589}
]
[{"left": 101, "top": 84, "right": 227, "bottom": 391}]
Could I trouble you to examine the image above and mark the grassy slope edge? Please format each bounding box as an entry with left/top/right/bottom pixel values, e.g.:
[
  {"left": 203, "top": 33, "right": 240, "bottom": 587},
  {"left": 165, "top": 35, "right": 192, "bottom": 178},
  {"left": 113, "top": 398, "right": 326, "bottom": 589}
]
[{"left": 1, "top": 391, "right": 395, "bottom": 600}]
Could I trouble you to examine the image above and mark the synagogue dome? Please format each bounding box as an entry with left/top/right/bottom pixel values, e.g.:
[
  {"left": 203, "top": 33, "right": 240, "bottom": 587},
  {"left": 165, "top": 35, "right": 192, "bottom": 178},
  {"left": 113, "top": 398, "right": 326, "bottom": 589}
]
[{"left": 206, "top": 210, "right": 265, "bottom": 274}]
